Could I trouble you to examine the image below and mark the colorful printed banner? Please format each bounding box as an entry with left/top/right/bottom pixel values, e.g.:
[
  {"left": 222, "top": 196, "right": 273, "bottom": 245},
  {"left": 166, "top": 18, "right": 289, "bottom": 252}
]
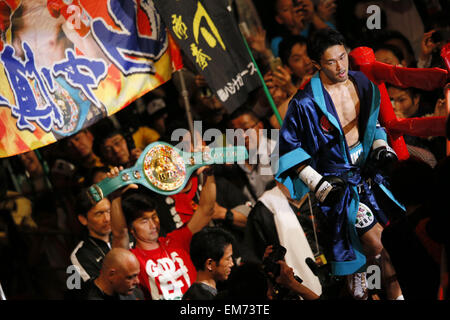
[
  {"left": 0, "top": 0, "right": 179, "bottom": 158},
  {"left": 155, "top": 0, "right": 262, "bottom": 114}
]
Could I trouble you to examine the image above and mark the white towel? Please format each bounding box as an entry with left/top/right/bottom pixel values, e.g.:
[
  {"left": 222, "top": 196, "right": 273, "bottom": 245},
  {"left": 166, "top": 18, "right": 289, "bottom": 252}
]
[{"left": 260, "top": 186, "right": 322, "bottom": 296}]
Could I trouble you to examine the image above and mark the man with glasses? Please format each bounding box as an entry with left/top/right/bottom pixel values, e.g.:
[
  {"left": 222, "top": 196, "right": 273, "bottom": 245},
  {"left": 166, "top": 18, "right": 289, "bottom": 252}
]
[
  {"left": 94, "top": 129, "right": 142, "bottom": 169},
  {"left": 225, "top": 107, "right": 276, "bottom": 204}
]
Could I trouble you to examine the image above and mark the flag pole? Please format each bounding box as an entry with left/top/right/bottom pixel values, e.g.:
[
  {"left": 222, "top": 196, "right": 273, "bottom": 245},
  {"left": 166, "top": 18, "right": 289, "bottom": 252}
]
[
  {"left": 241, "top": 35, "right": 283, "bottom": 127},
  {"left": 176, "top": 68, "right": 195, "bottom": 139},
  {"left": 168, "top": 33, "right": 196, "bottom": 140}
]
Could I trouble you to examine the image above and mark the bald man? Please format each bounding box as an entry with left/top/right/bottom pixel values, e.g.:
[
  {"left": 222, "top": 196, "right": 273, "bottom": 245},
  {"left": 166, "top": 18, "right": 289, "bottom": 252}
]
[{"left": 81, "top": 248, "right": 142, "bottom": 300}]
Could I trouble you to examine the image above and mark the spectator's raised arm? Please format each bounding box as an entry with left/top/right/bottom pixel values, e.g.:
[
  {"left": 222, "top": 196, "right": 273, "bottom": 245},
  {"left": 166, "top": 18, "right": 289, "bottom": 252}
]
[
  {"left": 106, "top": 166, "right": 138, "bottom": 249},
  {"left": 187, "top": 167, "right": 217, "bottom": 235}
]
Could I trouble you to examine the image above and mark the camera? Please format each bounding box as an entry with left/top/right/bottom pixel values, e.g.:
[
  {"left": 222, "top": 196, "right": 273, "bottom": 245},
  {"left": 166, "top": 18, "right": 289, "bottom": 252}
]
[
  {"left": 262, "top": 244, "right": 303, "bottom": 299},
  {"left": 262, "top": 244, "right": 287, "bottom": 278},
  {"left": 269, "top": 57, "right": 282, "bottom": 73}
]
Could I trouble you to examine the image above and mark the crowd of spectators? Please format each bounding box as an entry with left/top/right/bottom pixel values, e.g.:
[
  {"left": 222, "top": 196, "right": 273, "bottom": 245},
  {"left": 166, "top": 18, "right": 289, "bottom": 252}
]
[{"left": 0, "top": 0, "right": 449, "bottom": 300}]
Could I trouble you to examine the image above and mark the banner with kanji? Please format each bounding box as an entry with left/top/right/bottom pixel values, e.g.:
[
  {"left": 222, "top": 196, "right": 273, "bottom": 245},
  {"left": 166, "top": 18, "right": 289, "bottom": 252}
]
[
  {"left": 0, "top": 0, "right": 179, "bottom": 158},
  {"left": 155, "top": 0, "right": 262, "bottom": 114}
]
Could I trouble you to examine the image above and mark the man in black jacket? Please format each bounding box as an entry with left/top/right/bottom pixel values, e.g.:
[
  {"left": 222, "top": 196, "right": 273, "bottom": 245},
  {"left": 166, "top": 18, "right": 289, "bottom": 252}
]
[
  {"left": 69, "top": 189, "right": 112, "bottom": 282},
  {"left": 69, "top": 248, "right": 143, "bottom": 300}
]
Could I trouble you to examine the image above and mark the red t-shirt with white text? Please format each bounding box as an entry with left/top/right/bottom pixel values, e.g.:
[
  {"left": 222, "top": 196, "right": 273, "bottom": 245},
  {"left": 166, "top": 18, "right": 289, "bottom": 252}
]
[{"left": 131, "top": 227, "right": 196, "bottom": 300}]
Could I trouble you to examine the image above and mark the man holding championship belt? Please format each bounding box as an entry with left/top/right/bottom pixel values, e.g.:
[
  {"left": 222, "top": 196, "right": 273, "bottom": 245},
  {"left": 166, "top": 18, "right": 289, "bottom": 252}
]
[{"left": 85, "top": 141, "right": 247, "bottom": 299}]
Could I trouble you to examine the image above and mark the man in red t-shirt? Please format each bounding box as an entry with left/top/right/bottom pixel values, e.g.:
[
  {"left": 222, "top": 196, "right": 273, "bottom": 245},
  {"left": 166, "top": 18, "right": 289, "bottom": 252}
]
[{"left": 107, "top": 166, "right": 216, "bottom": 300}]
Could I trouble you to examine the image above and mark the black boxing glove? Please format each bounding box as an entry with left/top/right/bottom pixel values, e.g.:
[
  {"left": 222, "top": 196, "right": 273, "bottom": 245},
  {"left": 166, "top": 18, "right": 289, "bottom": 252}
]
[
  {"left": 298, "top": 166, "right": 346, "bottom": 207},
  {"left": 314, "top": 175, "right": 347, "bottom": 207},
  {"left": 370, "top": 140, "right": 398, "bottom": 174}
]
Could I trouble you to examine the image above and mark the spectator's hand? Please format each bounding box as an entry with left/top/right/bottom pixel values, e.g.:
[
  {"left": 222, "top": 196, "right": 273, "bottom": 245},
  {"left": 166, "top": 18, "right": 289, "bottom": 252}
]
[
  {"left": 275, "top": 260, "right": 297, "bottom": 289},
  {"left": 266, "top": 280, "right": 276, "bottom": 300},
  {"left": 295, "top": 0, "right": 314, "bottom": 21},
  {"left": 212, "top": 202, "right": 227, "bottom": 220},
  {"left": 419, "top": 30, "right": 440, "bottom": 61},
  {"left": 264, "top": 71, "right": 276, "bottom": 89},
  {"left": 433, "top": 97, "right": 447, "bottom": 117},
  {"left": 264, "top": 70, "right": 291, "bottom": 105},
  {"left": 191, "top": 144, "right": 215, "bottom": 177},
  {"left": 270, "top": 86, "right": 289, "bottom": 106},
  {"left": 293, "top": 9, "right": 307, "bottom": 32},
  {"left": 317, "top": 0, "right": 337, "bottom": 22},
  {"left": 106, "top": 166, "right": 123, "bottom": 179},
  {"left": 273, "top": 66, "right": 297, "bottom": 96},
  {"left": 275, "top": 261, "right": 320, "bottom": 300},
  {"left": 263, "top": 245, "right": 274, "bottom": 261},
  {"left": 195, "top": 165, "right": 213, "bottom": 177},
  {"left": 247, "top": 27, "right": 269, "bottom": 55},
  {"left": 106, "top": 166, "right": 139, "bottom": 199}
]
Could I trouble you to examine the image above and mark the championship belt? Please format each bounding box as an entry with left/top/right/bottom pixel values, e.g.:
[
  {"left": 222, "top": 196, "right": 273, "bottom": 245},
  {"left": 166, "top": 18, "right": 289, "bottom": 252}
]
[{"left": 88, "top": 141, "right": 248, "bottom": 202}]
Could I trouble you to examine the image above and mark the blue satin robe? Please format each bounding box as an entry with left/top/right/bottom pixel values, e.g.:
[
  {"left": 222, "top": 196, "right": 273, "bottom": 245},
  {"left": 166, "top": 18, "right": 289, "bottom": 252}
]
[{"left": 275, "top": 71, "right": 405, "bottom": 276}]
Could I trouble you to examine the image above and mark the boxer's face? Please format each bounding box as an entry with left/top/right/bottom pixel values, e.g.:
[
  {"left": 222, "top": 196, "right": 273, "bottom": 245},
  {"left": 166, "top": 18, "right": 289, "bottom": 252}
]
[{"left": 316, "top": 44, "right": 349, "bottom": 84}]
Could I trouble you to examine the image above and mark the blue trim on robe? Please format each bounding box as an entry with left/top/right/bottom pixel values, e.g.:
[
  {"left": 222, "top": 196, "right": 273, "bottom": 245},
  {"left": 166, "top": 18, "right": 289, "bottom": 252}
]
[
  {"left": 360, "top": 81, "right": 380, "bottom": 163},
  {"left": 374, "top": 126, "right": 387, "bottom": 142},
  {"left": 379, "top": 184, "right": 406, "bottom": 211},
  {"left": 275, "top": 148, "right": 311, "bottom": 199},
  {"left": 311, "top": 74, "right": 344, "bottom": 143},
  {"left": 336, "top": 192, "right": 367, "bottom": 275}
]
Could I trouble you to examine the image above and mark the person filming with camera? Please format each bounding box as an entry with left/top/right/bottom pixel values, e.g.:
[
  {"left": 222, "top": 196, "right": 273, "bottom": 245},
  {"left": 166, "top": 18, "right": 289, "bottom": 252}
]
[{"left": 263, "top": 245, "right": 320, "bottom": 300}]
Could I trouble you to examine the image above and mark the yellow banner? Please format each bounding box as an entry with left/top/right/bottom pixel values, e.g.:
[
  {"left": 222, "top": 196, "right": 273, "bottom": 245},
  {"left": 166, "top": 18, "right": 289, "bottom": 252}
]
[{"left": 0, "top": 0, "right": 177, "bottom": 157}]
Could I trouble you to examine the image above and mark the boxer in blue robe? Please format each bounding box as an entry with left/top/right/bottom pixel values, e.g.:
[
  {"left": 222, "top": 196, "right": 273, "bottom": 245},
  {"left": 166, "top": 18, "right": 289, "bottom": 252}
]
[{"left": 274, "top": 33, "right": 406, "bottom": 278}]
